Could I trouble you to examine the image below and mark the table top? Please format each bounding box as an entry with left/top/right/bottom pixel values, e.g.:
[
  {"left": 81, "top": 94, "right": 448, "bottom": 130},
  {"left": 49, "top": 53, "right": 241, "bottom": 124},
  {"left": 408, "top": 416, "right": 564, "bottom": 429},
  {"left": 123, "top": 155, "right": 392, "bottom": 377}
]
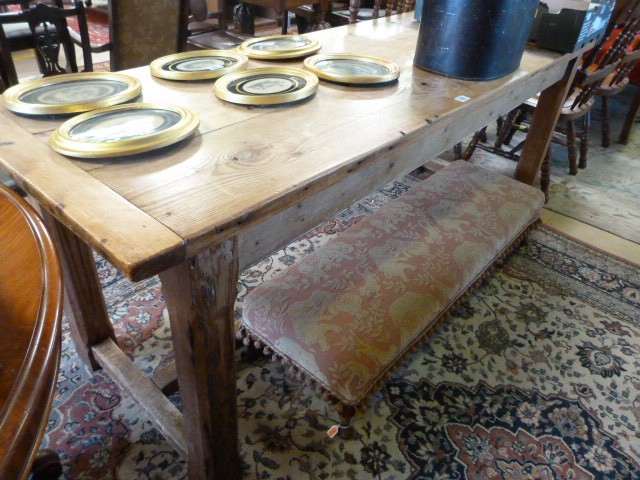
[{"left": 0, "top": 14, "right": 572, "bottom": 281}]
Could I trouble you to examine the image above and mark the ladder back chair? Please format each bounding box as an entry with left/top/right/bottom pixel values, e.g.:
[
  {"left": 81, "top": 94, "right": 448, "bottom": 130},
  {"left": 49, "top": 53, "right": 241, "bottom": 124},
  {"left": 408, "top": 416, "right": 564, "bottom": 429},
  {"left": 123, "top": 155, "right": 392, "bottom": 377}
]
[
  {"left": 0, "top": 0, "right": 93, "bottom": 86},
  {"left": 0, "top": 184, "right": 63, "bottom": 480}
]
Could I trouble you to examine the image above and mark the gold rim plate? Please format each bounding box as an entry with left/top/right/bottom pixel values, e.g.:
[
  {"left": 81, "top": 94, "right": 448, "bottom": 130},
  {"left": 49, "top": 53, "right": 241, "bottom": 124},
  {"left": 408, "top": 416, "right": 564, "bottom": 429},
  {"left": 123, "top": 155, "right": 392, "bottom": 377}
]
[
  {"left": 303, "top": 54, "right": 400, "bottom": 84},
  {"left": 238, "top": 35, "right": 321, "bottom": 60},
  {"left": 2, "top": 72, "right": 142, "bottom": 115},
  {"left": 150, "top": 50, "right": 249, "bottom": 80},
  {"left": 214, "top": 67, "right": 318, "bottom": 106},
  {"left": 50, "top": 103, "right": 200, "bottom": 158}
]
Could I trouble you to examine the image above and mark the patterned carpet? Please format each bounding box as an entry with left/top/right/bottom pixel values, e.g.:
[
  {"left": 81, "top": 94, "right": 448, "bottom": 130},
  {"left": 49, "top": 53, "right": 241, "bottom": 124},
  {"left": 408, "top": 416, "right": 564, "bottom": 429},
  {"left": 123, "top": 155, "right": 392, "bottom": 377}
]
[
  {"left": 465, "top": 87, "right": 640, "bottom": 244},
  {"left": 41, "top": 172, "right": 640, "bottom": 479}
]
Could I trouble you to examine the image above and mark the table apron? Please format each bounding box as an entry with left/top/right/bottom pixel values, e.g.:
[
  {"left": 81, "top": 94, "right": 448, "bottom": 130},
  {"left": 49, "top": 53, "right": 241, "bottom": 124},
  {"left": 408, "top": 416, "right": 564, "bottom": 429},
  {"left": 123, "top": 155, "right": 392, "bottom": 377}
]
[{"left": 237, "top": 59, "right": 568, "bottom": 270}]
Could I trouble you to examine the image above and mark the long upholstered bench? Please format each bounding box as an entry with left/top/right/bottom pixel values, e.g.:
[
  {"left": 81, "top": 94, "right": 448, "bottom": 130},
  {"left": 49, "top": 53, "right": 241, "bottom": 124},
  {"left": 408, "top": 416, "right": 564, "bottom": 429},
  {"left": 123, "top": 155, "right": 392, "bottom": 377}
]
[{"left": 240, "top": 160, "right": 545, "bottom": 435}]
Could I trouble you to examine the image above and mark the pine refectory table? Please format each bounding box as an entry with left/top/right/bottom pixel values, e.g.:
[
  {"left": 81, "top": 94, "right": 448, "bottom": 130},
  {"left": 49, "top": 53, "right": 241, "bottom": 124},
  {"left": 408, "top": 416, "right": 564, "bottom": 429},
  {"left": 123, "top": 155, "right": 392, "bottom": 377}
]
[{"left": 0, "top": 14, "right": 584, "bottom": 480}]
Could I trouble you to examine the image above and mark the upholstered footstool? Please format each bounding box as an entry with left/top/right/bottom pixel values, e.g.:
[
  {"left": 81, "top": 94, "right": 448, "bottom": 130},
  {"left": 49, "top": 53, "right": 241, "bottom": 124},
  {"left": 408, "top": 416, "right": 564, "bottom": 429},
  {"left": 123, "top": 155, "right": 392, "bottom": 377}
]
[{"left": 240, "top": 160, "right": 545, "bottom": 435}]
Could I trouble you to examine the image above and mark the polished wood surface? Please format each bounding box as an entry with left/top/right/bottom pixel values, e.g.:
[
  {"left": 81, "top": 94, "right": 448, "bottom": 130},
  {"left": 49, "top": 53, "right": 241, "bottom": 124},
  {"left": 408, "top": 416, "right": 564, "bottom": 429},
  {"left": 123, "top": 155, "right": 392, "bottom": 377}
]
[
  {"left": 0, "top": 184, "right": 63, "bottom": 480},
  {"left": 1, "top": 15, "right": 575, "bottom": 281},
  {"left": 0, "top": 15, "right": 584, "bottom": 480}
]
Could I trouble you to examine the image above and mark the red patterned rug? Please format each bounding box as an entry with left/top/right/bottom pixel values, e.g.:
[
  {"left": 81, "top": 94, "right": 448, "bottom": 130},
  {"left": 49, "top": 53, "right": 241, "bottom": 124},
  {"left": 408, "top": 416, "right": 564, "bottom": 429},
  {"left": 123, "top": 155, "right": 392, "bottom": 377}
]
[{"left": 40, "top": 170, "right": 640, "bottom": 479}]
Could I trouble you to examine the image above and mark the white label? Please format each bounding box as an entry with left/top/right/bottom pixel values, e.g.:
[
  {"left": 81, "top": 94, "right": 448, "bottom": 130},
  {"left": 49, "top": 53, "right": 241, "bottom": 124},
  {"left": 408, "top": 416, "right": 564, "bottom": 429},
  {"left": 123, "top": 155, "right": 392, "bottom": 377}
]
[{"left": 455, "top": 95, "right": 471, "bottom": 103}]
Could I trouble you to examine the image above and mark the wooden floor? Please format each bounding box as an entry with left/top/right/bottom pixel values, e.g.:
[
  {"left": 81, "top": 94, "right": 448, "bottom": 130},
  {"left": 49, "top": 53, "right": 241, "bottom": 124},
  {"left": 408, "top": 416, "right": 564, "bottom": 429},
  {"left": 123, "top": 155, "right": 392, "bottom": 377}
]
[{"left": 6, "top": 49, "right": 640, "bottom": 267}]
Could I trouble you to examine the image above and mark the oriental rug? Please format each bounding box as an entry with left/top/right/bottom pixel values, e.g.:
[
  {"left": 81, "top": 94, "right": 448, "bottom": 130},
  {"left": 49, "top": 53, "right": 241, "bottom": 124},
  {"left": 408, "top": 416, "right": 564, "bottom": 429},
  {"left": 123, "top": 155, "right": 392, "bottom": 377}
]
[
  {"left": 465, "top": 86, "right": 640, "bottom": 244},
  {"left": 41, "top": 173, "right": 640, "bottom": 479}
]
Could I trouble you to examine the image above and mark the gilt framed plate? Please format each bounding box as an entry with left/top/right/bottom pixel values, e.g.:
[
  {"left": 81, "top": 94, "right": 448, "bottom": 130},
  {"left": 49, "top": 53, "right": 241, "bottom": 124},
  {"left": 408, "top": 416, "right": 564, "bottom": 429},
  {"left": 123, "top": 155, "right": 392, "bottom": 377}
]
[
  {"left": 303, "top": 54, "right": 400, "bottom": 85},
  {"left": 2, "top": 72, "right": 142, "bottom": 115},
  {"left": 238, "top": 35, "right": 321, "bottom": 60},
  {"left": 50, "top": 103, "right": 199, "bottom": 158},
  {"left": 150, "top": 50, "right": 249, "bottom": 80},
  {"left": 214, "top": 67, "right": 318, "bottom": 106}
]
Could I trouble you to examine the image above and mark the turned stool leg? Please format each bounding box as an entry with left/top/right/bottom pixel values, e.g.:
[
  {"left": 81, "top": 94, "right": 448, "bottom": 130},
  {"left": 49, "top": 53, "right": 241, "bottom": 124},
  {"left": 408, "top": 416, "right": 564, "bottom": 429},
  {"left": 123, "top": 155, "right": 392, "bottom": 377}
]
[
  {"left": 336, "top": 404, "right": 356, "bottom": 439},
  {"left": 566, "top": 120, "right": 578, "bottom": 175}
]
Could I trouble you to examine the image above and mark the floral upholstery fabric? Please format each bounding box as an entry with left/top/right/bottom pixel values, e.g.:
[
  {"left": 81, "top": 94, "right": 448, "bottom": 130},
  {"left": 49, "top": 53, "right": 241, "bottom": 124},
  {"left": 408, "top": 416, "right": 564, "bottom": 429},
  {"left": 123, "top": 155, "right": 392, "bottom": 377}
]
[{"left": 242, "top": 160, "right": 545, "bottom": 405}]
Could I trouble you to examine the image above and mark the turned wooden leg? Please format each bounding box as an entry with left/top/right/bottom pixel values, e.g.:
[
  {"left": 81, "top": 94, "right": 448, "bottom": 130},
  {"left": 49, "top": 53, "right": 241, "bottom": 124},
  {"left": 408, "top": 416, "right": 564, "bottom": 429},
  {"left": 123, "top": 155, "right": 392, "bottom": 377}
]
[
  {"left": 31, "top": 449, "right": 62, "bottom": 480},
  {"left": 495, "top": 109, "right": 517, "bottom": 149},
  {"left": 619, "top": 86, "right": 640, "bottom": 145},
  {"left": 278, "top": 8, "right": 288, "bottom": 34},
  {"left": 159, "top": 238, "right": 241, "bottom": 480},
  {"left": 39, "top": 209, "right": 115, "bottom": 370},
  {"left": 505, "top": 109, "right": 526, "bottom": 145},
  {"left": 579, "top": 112, "right": 590, "bottom": 169},
  {"left": 453, "top": 142, "right": 463, "bottom": 160},
  {"left": 463, "top": 127, "right": 487, "bottom": 160},
  {"left": 601, "top": 96, "right": 611, "bottom": 148},
  {"left": 479, "top": 128, "right": 488, "bottom": 143},
  {"left": 540, "top": 148, "right": 552, "bottom": 202},
  {"left": 336, "top": 404, "right": 356, "bottom": 439},
  {"left": 566, "top": 120, "right": 578, "bottom": 175}
]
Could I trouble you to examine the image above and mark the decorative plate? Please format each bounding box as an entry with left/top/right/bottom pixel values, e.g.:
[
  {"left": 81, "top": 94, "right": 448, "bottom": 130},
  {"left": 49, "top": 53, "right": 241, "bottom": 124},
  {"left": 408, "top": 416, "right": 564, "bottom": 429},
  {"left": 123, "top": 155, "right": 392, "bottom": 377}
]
[
  {"left": 150, "top": 50, "right": 249, "bottom": 80},
  {"left": 238, "top": 35, "right": 321, "bottom": 60},
  {"left": 303, "top": 54, "right": 400, "bottom": 84},
  {"left": 2, "top": 72, "right": 142, "bottom": 115},
  {"left": 214, "top": 67, "right": 319, "bottom": 106},
  {"left": 50, "top": 103, "right": 199, "bottom": 158}
]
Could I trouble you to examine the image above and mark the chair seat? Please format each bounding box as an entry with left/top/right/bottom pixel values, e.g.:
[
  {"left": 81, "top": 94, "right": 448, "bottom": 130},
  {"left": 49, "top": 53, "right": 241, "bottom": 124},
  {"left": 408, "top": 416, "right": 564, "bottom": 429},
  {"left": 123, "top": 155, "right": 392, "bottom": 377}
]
[
  {"left": 525, "top": 89, "right": 595, "bottom": 121},
  {"left": 242, "top": 160, "right": 544, "bottom": 406},
  {"left": 595, "top": 72, "right": 629, "bottom": 96},
  {"left": 187, "top": 29, "right": 251, "bottom": 50},
  {"left": 66, "top": 8, "right": 110, "bottom": 52}
]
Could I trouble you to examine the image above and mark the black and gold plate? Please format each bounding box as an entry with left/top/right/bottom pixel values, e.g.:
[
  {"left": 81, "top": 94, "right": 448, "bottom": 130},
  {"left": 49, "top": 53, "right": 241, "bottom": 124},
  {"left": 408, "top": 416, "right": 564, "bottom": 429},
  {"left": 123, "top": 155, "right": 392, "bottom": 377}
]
[
  {"left": 303, "top": 54, "right": 400, "bottom": 85},
  {"left": 214, "top": 67, "right": 319, "bottom": 106},
  {"left": 50, "top": 103, "right": 199, "bottom": 158},
  {"left": 2, "top": 72, "right": 142, "bottom": 115},
  {"left": 150, "top": 50, "right": 249, "bottom": 80},
  {"left": 238, "top": 35, "right": 321, "bottom": 60}
]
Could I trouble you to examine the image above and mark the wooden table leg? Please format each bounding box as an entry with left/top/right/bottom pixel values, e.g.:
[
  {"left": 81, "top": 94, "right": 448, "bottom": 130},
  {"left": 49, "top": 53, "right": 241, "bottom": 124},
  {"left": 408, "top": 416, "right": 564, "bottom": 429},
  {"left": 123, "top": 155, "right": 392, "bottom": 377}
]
[
  {"left": 514, "top": 57, "right": 580, "bottom": 186},
  {"left": 159, "top": 237, "right": 240, "bottom": 480},
  {"left": 39, "top": 210, "right": 115, "bottom": 370}
]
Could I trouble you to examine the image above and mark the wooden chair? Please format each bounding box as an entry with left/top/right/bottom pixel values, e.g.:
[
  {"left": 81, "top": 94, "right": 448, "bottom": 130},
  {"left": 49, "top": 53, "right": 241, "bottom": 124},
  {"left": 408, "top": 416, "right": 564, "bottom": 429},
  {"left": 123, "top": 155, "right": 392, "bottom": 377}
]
[
  {"left": 0, "top": 184, "right": 63, "bottom": 480},
  {"left": 0, "top": 1, "right": 93, "bottom": 86},
  {"left": 329, "top": 0, "right": 415, "bottom": 26},
  {"left": 463, "top": 59, "right": 620, "bottom": 196},
  {"left": 595, "top": 47, "right": 640, "bottom": 146}
]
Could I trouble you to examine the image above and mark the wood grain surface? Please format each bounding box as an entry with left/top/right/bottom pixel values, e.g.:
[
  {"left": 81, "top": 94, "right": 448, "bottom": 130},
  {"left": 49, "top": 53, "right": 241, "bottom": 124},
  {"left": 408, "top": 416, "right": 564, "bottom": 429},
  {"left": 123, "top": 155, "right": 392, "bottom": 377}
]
[
  {"left": 0, "top": 184, "right": 62, "bottom": 480},
  {"left": 0, "top": 14, "right": 577, "bottom": 281}
]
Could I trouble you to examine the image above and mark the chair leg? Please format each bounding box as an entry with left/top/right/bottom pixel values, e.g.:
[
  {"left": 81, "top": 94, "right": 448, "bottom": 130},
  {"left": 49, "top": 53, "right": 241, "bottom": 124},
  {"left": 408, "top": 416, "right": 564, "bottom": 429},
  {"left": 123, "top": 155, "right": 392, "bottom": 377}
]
[
  {"left": 336, "top": 404, "right": 356, "bottom": 439},
  {"left": 601, "top": 96, "right": 610, "bottom": 148},
  {"left": 619, "top": 86, "right": 640, "bottom": 145},
  {"left": 505, "top": 109, "right": 526, "bottom": 145},
  {"left": 541, "top": 148, "right": 552, "bottom": 202},
  {"left": 453, "top": 142, "right": 463, "bottom": 159},
  {"left": 579, "top": 112, "right": 589, "bottom": 170},
  {"left": 495, "top": 109, "right": 517, "bottom": 149},
  {"left": 566, "top": 120, "right": 578, "bottom": 175},
  {"left": 463, "top": 127, "right": 487, "bottom": 160}
]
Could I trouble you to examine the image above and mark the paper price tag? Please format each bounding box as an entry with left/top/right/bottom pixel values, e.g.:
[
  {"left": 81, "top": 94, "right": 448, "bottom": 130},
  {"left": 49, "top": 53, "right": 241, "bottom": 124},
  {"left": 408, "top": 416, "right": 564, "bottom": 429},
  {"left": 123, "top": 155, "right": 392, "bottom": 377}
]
[
  {"left": 327, "top": 425, "right": 340, "bottom": 438},
  {"left": 455, "top": 95, "right": 471, "bottom": 103}
]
